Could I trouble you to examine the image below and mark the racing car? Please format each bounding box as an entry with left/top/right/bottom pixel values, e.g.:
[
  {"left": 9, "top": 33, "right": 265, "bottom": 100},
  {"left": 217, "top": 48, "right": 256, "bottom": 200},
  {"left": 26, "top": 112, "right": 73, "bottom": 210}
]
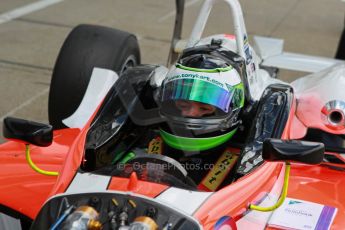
[{"left": 1, "top": 0, "right": 345, "bottom": 229}]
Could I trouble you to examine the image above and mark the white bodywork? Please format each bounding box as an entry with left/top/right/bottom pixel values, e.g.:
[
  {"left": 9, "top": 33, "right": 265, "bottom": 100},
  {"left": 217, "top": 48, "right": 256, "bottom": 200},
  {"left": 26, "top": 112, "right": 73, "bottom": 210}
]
[
  {"left": 62, "top": 68, "right": 119, "bottom": 129},
  {"left": 155, "top": 187, "right": 213, "bottom": 215},
  {"left": 291, "top": 63, "right": 345, "bottom": 136},
  {"left": 254, "top": 36, "right": 344, "bottom": 73},
  {"left": 65, "top": 173, "right": 111, "bottom": 194}
]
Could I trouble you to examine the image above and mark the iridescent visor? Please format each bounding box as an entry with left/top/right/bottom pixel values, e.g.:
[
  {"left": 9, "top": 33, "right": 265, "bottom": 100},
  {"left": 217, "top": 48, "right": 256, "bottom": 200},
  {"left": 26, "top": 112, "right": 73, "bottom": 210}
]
[{"left": 162, "top": 78, "right": 234, "bottom": 112}]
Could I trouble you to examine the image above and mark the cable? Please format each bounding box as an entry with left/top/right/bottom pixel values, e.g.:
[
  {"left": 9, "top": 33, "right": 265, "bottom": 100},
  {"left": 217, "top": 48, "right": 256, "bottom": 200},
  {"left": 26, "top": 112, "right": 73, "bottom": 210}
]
[
  {"left": 25, "top": 144, "right": 59, "bottom": 176},
  {"left": 249, "top": 162, "right": 290, "bottom": 212},
  {"left": 50, "top": 206, "right": 74, "bottom": 230}
]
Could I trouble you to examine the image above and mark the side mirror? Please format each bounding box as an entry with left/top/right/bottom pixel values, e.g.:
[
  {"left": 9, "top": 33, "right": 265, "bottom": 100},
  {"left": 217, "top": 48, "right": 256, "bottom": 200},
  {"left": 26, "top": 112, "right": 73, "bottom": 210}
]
[
  {"left": 3, "top": 117, "right": 53, "bottom": 147},
  {"left": 250, "top": 138, "right": 324, "bottom": 213},
  {"left": 263, "top": 138, "right": 324, "bottom": 164}
]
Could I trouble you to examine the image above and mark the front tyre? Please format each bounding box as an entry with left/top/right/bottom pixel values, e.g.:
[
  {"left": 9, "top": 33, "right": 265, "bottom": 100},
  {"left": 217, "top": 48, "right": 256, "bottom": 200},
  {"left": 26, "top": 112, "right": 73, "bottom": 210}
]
[{"left": 48, "top": 24, "right": 140, "bottom": 129}]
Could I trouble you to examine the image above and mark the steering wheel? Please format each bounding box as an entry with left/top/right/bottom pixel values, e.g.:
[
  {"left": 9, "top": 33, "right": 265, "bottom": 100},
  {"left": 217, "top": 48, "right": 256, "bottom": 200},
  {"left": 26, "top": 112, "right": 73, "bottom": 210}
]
[{"left": 111, "top": 151, "right": 197, "bottom": 190}]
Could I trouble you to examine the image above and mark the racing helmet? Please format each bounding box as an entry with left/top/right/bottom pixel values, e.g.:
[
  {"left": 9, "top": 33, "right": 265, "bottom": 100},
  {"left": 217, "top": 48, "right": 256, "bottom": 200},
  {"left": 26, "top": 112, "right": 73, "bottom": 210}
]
[{"left": 159, "top": 47, "right": 245, "bottom": 152}]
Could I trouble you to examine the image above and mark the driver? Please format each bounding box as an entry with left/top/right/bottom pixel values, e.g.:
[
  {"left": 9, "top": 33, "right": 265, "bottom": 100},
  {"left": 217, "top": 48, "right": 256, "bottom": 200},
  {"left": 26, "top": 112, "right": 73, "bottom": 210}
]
[
  {"left": 115, "top": 44, "right": 246, "bottom": 191},
  {"left": 148, "top": 47, "right": 246, "bottom": 191}
]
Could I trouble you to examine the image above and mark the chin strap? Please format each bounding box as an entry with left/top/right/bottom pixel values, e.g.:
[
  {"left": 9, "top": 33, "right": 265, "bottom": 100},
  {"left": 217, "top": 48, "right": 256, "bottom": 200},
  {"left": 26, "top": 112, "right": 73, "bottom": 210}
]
[{"left": 25, "top": 144, "right": 59, "bottom": 176}]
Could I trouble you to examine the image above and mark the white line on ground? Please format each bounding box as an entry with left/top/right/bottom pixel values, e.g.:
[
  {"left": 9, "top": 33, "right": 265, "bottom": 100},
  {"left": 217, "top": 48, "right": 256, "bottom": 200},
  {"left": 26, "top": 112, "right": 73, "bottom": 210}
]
[
  {"left": 0, "top": 0, "right": 64, "bottom": 24},
  {"left": 158, "top": 0, "right": 201, "bottom": 22},
  {"left": 0, "top": 0, "right": 63, "bottom": 123},
  {"left": 0, "top": 87, "right": 49, "bottom": 123}
]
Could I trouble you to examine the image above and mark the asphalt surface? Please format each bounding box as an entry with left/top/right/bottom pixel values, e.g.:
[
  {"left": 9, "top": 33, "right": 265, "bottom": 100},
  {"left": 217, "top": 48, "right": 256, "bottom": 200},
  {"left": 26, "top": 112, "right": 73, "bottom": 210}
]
[{"left": 0, "top": 0, "right": 344, "bottom": 143}]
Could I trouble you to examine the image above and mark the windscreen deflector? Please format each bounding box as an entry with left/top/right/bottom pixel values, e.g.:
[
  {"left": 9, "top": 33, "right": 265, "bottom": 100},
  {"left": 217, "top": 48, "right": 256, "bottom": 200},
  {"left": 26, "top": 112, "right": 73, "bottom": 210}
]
[{"left": 115, "top": 66, "right": 166, "bottom": 126}]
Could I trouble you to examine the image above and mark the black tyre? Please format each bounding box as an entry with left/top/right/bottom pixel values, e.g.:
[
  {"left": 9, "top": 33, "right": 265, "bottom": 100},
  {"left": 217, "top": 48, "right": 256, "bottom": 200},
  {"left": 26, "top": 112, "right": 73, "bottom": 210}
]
[{"left": 48, "top": 24, "right": 140, "bottom": 129}]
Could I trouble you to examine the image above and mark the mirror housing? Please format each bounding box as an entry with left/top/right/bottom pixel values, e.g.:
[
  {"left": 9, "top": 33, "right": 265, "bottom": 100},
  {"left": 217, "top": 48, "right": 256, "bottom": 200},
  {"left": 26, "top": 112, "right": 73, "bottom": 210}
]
[
  {"left": 3, "top": 117, "right": 53, "bottom": 147},
  {"left": 263, "top": 138, "right": 324, "bottom": 164}
]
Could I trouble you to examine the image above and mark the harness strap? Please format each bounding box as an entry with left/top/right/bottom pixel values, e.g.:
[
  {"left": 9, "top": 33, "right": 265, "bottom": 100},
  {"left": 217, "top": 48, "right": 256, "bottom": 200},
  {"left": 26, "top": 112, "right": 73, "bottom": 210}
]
[
  {"left": 148, "top": 137, "right": 163, "bottom": 154},
  {"left": 198, "top": 148, "right": 239, "bottom": 191}
]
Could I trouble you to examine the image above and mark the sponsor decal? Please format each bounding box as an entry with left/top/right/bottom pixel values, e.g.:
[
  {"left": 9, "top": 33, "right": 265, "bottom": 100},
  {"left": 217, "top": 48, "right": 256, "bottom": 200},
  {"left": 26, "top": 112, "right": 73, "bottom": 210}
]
[
  {"left": 268, "top": 198, "right": 337, "bottom": 230},
  {"left": 167, "top": 73, "right": 224, "bottom": 89},
  {"left": 288, "top": 200, "right": 303, "bottom": 205},
  {"left": 166, "top": 66, "right": 241, "bottom": 91},
  {"left": 243, "top": 34, "right": 252, "bottom": 64}
]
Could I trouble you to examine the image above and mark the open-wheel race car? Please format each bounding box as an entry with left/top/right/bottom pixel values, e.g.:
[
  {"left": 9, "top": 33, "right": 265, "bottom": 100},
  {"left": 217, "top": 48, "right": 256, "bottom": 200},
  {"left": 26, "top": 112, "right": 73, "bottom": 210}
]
[{"left": 1, "top": 0, "right": 345, "bottom": 229}]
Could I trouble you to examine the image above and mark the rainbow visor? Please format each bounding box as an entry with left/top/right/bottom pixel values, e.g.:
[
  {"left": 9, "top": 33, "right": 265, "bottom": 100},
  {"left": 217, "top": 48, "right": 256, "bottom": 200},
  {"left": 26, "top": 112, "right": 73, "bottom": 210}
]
[{"left": 162, "top": 78, "right": 235, "bottom": 113}]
